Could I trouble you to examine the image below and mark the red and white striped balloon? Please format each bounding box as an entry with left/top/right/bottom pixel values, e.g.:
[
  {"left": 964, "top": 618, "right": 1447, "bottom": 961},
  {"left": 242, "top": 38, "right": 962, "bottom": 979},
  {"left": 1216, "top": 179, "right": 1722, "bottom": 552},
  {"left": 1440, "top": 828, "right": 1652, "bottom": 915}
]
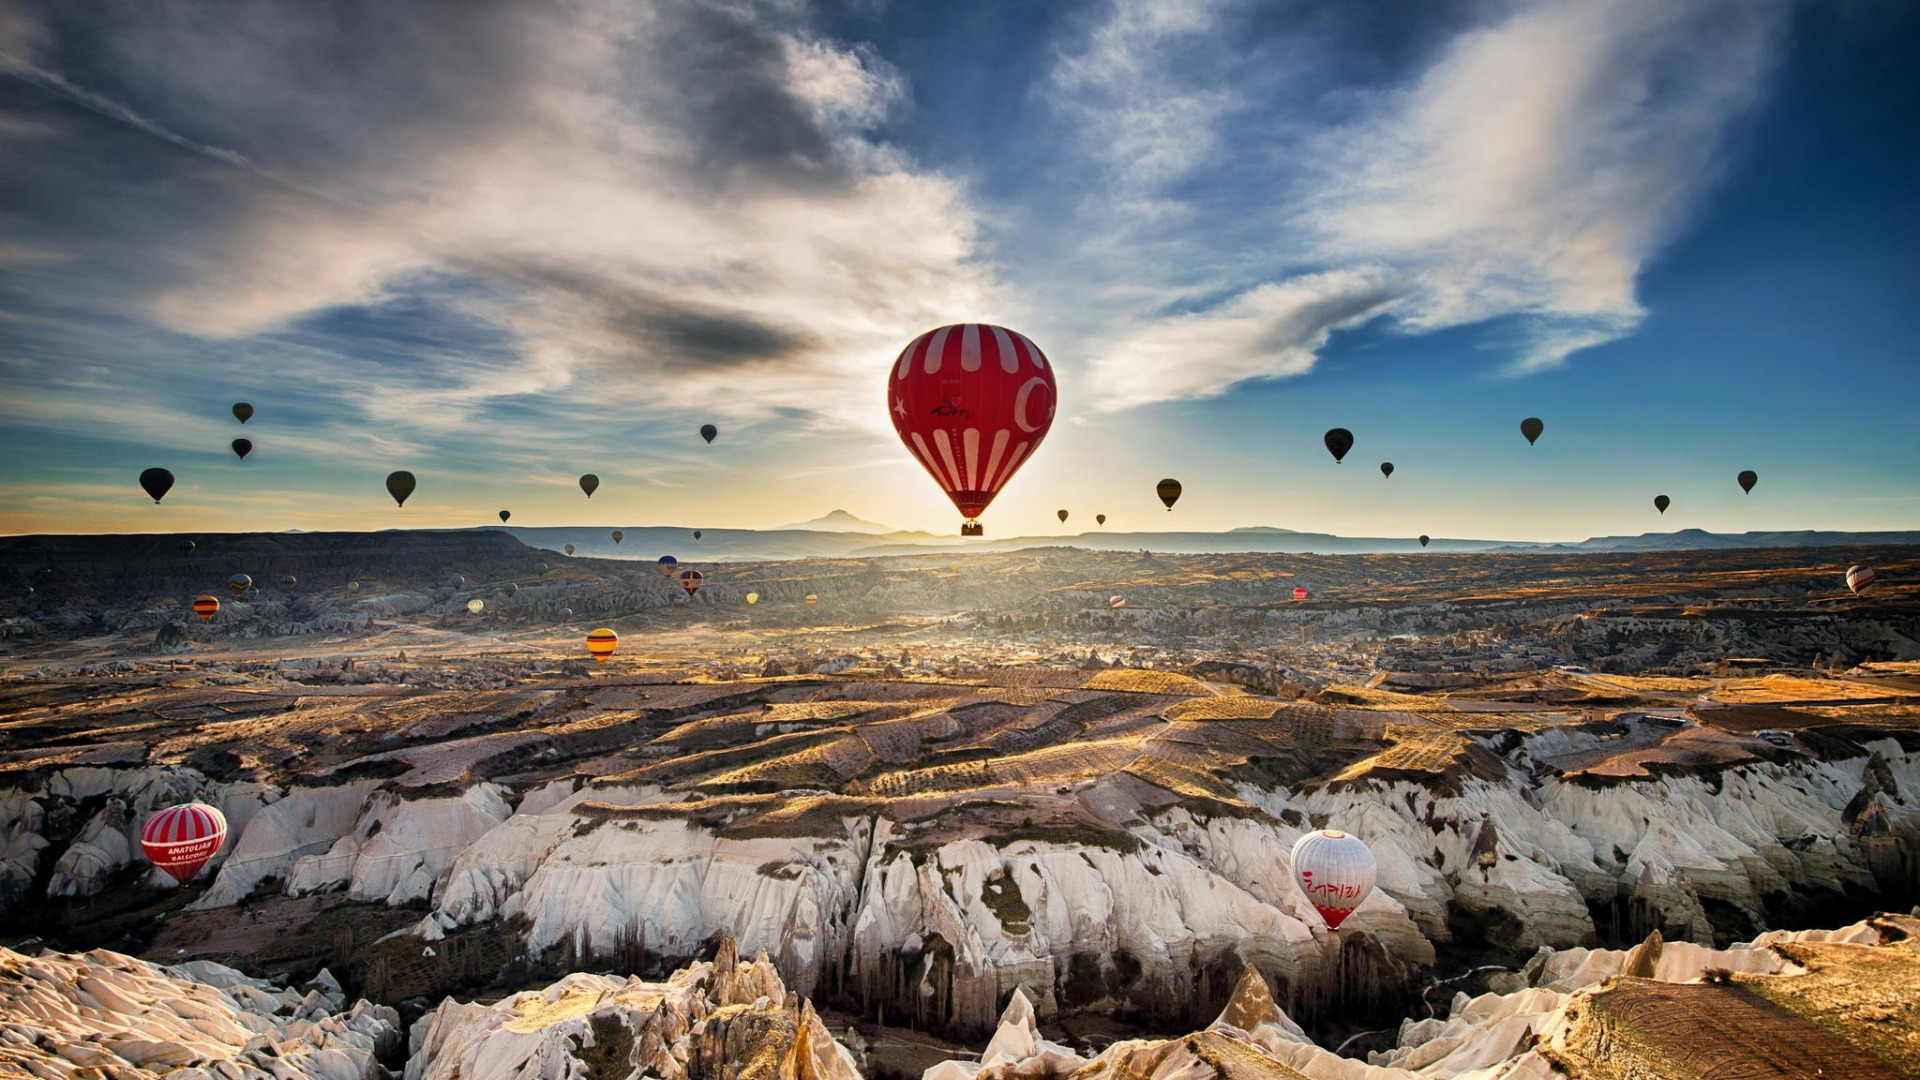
[
  {"left": 1846, "top": 565, "right": 1876, "bottom": 594},
  {"left": 1291, "top": 829, "right": 1376, "bottom": 932},
  {"left": 887, "top": 323, "right": 1056, "bottom": 536},
  {"left": 140, "top": 802, "right": 228, "bottom": 885}
]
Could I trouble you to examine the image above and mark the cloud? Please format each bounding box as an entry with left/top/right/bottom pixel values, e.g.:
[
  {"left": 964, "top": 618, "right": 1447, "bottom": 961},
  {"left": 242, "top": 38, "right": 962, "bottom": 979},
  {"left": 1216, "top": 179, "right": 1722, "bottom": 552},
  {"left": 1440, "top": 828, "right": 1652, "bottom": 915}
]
[{"left": 1078, "top": 0, "right": 1792, "bottom": 407}]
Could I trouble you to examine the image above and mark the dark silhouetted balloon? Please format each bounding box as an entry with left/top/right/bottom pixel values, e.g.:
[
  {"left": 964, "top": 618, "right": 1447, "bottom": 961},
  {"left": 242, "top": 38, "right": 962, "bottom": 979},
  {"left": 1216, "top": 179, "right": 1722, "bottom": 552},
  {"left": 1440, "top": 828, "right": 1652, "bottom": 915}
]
[
  {"left": 347, "top": 581, "right": 360, "bottom": 592},
  {"left": 280, "top": 575, "right": 296, "bottom": 588},
  {"left": 504, "top": 583, "right": 517, "bottom": 598},
  {"left": 700, "top": 424, "right": 718, "bottom": 444},
  {"left": 1157, "top": 479, "right": 1182, "bottom": 509},
  {"left": 498, "top": 510, "right": 511, "bottom": 523},
  {"left": 231, "top": 439, "right": 252, "bottom": 460},
  {"left": 1654, "top": 495, "right": 1670, "bottom": 514},
  {"left": 1380, "top": 462, "right": 1393, "bottom": 479},
  {"left": 178, "top": 540, "right": 196, "bottom": 556},
  {"left": 611, "top": 530, "right": 623, "bottom": 544},
  {"left": 386, "top": 471, "right": 416, "bottom": 507},
  {"left": 1096, "top": 514, "right": 1106, "bottom": 526},
  {"left": 564, "top": 544, "right": 575, "bottom": 556},
  {"left": 558, "top": 607, "right": 573, "bottom": 623},
  {"left": 1419, "top": 535, "right": 1430, "bottom": 548},
  {"left": 888, "top": 323, "right": 1056, "bottom": 537},
  {"left": 533, "top": 562, "right": 548, "bottom": 574},
  {"left": 579, "top": 474, "right": 599, "bottom": 498},
  {"left": 1323, "top": 428, "right": 1353, "bottom": 463},
  {"left": 1057, "top": 509, "right": 1069, "bottom": 523},
  {"left": 1521, "top": 418, "right": 1544, "bottom": 445},
  {"left": 450, "top": 575, "right": 465, "bottom": 587},
  {"left": 232, "top": 403, "right": 253, "bottom": 424},
  {"left": 694, "top": 530, "right": 702, "bottom": 540},
  {"left": 139, "top": 468, "right": 175, "bottom": 503},
  {"left": 1738, "top": 470, "right": 1758, "bottom": 494}
]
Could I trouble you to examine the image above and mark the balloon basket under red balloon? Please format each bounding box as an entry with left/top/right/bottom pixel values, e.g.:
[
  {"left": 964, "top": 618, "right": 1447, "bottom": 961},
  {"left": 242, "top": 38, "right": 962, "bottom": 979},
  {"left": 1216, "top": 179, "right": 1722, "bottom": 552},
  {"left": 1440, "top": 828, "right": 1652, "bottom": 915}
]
[{"left": 961, "top": 521, "right": 983, "bottom": 537}]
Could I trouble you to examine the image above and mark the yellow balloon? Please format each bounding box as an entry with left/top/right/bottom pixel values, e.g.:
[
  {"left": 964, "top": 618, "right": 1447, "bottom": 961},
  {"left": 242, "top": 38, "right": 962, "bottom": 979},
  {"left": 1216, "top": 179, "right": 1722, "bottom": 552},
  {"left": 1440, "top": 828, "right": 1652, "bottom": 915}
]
[
  {"left": 746, "top": 592, "right": 759, "bottom": 604},
  {"left": 467, "top": 599, "right": 484, "bottom": 613},
  {"left": 585, "top": 628, "right": 619, "bottom": 662}
]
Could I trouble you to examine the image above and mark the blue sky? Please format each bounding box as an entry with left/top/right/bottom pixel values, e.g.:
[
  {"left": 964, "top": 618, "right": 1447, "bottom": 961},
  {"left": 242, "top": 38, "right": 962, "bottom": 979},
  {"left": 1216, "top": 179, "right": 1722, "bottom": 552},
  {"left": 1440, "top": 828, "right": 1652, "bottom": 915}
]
[{"left": 0, "top": 0, "right": 1914, "bottom": 541}]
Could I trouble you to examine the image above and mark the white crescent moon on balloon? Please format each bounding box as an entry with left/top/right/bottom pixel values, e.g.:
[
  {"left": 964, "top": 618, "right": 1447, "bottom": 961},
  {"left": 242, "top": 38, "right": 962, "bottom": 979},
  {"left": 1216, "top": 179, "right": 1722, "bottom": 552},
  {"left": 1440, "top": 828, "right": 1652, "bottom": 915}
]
[{"left": 1013, "top": 376, "right": 1050, "bottom": 433}]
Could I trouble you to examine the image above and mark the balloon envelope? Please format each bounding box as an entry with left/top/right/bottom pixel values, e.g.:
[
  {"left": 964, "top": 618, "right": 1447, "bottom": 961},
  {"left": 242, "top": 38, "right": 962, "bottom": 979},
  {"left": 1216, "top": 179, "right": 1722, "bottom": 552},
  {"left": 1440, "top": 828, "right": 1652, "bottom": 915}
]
[
  {"left": 558, "top": 608, "right": 572, "bottom": 622},
  {"left": 1109, "top": 596, "right": 1124, "bottom": 608},
  {"left": 179, "top": 540, "right": 196, "bottom": 556},
  {"left": 680, "top": 569, "right": 704, "bottom": 596},
  {"left": 1096, "top": 514, "right": 1106, "bottom": 526},
  {"left": 1418, "top": 535, "right": 1430, "bottom": 548},
  {"left": 226, "top": 574, "right": 252, "bottom": 595},
  {"left": 232, "top": 403, "right": 253, "bottom": 423},
  {"left": 700, "top": 424, "right": 718, "bottom": 444},
  {"left": 888, "top": 323, "right": 1056, "bottom": 533},
  {"left": 347, "top": 581, "right": 360, "bottom": 592},
  {"left": 1156, "top": 479, "right": 1181, "bottom": 509},
  {"left": 1057, "top": 509, "right": 1069, "bottom": 523},
  {"left": 1291, "top": 829, "right": 1376, "bottom": 931},
  {"left": 694, "top": 531, "right": 702, "bottom": 540},
  {"left": 1293, "top": 586, "right": 1308, "bottom": 600},
  {"left": 586, "top": 628, "right": 618, "bottom": 662},
  {"left": 192, "top": 595, "right": 220, "bottom": 621},
  {"left": 231, "top": 439, "right": 252, "bottom": 460},
  {"left": 564, "top": 544, "right": 575, "bottom": 555},
  {"left": 746, "top": 592, "right": 759, "bottom": 604},
  {"left": 499, "top": 510, "right": 511, "bottom": 523},
  {"left": 1323, "top": 428, "right": 1354, "bottom": 463},
  {"left": 467, "top": 599, "right": 484, "bottom": 613},
  {"left": 1738, "top": 470, "right": 1758, "bottom": 494},
  {"left": 386, "top": 471, "right": 416, "bottom": 507},
  {"left": 534, "top": 562, "right": 548, "bottom": 574},
  {"left": 611, "top": 530, "right": 623, "bottom": 544},
  {"left": 141, "top": 802, "right": 228, "bottom": 885},
  {"left": 1846, "top": 566, "right": 1877, "bottom": 594},
  {"left": 805, "top": 594, "right": 818, "bottom": 605},
  {"left": 1521, "top": 418, "right": 1544, "bottom": 445},
  {"left": 450, "top": 575, "right": 465, "bottom": 587},
  {"left": 504, "top": 583, "right": 517, "bottom": 598},
  {"left": 280, "top": 575, "right": 296, "bottom": 588},
  {"left": 139, "top": 468, "right": 175, "bottom": 503},
  {"left": 1654, "top": 495, "right": 1670, "bottom": 514},
  {"left": 579, "top": 474, "right": 599, "bottom": 498},
  {"left": 1380, "top": 462, "right": 1393, "bottom": 479}
]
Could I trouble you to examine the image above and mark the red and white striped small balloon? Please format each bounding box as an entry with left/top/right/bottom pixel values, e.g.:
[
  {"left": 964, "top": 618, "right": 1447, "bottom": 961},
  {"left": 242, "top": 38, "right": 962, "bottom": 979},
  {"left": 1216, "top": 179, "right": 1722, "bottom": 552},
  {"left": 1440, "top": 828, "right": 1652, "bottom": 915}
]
[
  {"left": 1846, "top": 565, "right": 1877, "bottom": 594},
  {"left": 140, "top": 802, "right": 229, "bottom": 885},
  {"left": 1291, "top": 829, "right": 1376, "bottom": 931}
]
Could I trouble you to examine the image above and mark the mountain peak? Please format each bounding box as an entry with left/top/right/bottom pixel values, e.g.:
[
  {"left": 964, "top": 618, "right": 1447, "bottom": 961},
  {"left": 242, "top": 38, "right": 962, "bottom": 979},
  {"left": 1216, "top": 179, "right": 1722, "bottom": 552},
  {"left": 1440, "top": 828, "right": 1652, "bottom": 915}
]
[{"left": 778, "top": 509, "right": 899, "bottom": 534}]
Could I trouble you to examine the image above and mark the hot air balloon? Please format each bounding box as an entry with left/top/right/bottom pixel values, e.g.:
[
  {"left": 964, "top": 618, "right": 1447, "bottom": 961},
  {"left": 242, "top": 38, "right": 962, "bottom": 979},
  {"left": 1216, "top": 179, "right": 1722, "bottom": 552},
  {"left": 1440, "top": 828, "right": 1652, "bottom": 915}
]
[
  {"left": 1291, "top": 829, "right": 1375, "bottom": 932},
  {"left": 231, "top": 439, "right": 252, "bottom": 460},
  {"left": 386, "top": 471, "right": 416, "bottom": 507},
  {"left": 564, "top": 544, "right": 575, "bottom": 556},
  {"left": 805, "top": 593, "right": 818, "bottom": 606},
  {"left": 700, "top": 424, "right": 718, "bottom": 444},
  {"left": 611, "top": 530, "right": 624, "bottom": 544},
  {"left": 499, "top": 510, "right": 511, "bottom": 523},
  {"left": 280, "top": 574, "right": 297, "bottom": 588},
  {"left": 450, "top": 575, "right": 466, "bottom": 588},
  {"left": 1057, "top": 510, "right": 1069, "bottom": 523},
  {"left": 680, "top": 569, "right": 704, "bottom": 596},
  {"left": 1097, "top": 514, "right": 1107, "bottom": 526},
  {"left": 141, "top": 802, "right": 228, "bottom": 886},
  {"left": 192, "top": 595, "right": 220, "bottom": 621},
  {"left": 1323, "top": 428, "right": 1353, "bottom": 464},
  {"left": 179, "top": 540, "right": 196, "bottom": 556},
  {"left": 1654, "top": 495, "right": 1670, "bottom": 514},
  {"left": 1157, "top": 479, "right": 1182, "bottom": 510},
  {"left": 347, "top": 581, "right": 360, "bottom": 592},
  {"left": 746, "top": 592, "right": 759, "bottom": 604},
  {"left": 586, "top": 628, "right": 618, "bottom": 662},
  {"left": 1520, "top": 418, "right": 1544, "bottom": 445},
  {"left": 139, "top": 468, "right": 175, "bottom": 503},
  {"left": 1380, "top": 462, "right": 1393, "bottom": 479},
  {"left": 226, "top": 573, "right": 252, "bottom": 597},
  {"left": 1846, "top": 566, "right": 1877, "bottom": 594},
  {"left": 232, "top": 403, "right": 253, "bottom": 424},
  {"left": 1109, "top": 596, "right": 1124, "bottom": 609},
  {"left": 558, "top": 607, "right": 573, "bottom": 623},
  {"left": 1418, "top": 535, "right": 1430, "bottom": 548},
  {"left": 580, "top": 474, "right": 599, "bottom": 498},
  {"left": 887, "top": 323, "right": 1056, "bottom": 536},
  {"left": 658, "top": 555, "right": 678, "bottom": 576},
  {"left": 467, "top": 599, "right": 485, "bottom": 613},
  {"left": 694, "top": 531, "right": 702, "bottom": 540},
  {"left": 533, "top": 562, "right": 548, "bottom": 574},
  {"left": 504, "top": 583, "right": 518, "bottom": 598},
  {"left": 1293, "top": 586, "right": 1309, "bottom": 601},
  {"left": 1738, "top": 470, "right": 1758, "bottom": 494}
]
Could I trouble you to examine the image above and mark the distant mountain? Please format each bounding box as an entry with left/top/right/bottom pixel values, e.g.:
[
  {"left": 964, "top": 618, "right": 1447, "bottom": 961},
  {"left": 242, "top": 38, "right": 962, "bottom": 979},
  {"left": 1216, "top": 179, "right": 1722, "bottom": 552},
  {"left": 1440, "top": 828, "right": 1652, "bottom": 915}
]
[
  {"left": 1562, "top": 529, "right": 1920, "bottom": 552},
  {"left": 775, "top": 509, "right": 900, "bottom": 533}
]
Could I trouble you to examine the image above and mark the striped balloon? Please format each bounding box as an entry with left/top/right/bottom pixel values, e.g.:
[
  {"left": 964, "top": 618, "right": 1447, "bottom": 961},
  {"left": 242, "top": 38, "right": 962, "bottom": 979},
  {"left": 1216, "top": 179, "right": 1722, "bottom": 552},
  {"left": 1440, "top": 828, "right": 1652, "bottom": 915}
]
[
  {"left": 141, "top": 802, "right": 228, "bottom": 885},
  {"left": 191, "top": 595, "right": 220, "bottom": 621},
  {"left": 888, "top": 323, "right": 1056, "bottom": 536},
  {"left": 1846, "top": 565, "right": 1877, "bottom": 594},
  {"left": 1293, "top": 586, "right": 1309, "bottom": 600},
  {"left": 585, "top": 628, "right": 618, "bottom": 662},
  {"left": 1109, "top": 596, "right": 1125, "bottom": 608},
  {"left": 1291, "top": 829, "right": 1376, "bottom": 931}
]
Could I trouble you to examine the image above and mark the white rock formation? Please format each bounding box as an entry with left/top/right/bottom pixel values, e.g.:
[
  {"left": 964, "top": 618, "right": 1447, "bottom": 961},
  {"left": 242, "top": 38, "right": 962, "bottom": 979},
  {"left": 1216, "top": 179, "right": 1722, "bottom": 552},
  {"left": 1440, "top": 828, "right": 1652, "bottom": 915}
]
[
  {"left": 286, "top": 784, "right": 512, "bottom": 905},
  {"left": 405, "top": 939, "right": 861, "bottom": 1080},
  {"left": 0, "top": 947, "right": 399, "bottom": 1080}
]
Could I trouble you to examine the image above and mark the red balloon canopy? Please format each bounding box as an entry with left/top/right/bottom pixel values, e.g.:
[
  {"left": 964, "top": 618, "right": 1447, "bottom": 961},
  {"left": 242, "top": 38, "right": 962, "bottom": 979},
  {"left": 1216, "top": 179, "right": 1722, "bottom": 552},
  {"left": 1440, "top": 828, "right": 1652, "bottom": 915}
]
[
  {"left": 140, "top": 802, "right": 228, "bottom": 885},
  {"left": 887, "top": 324, "right": 1056, "bottom": 535}
]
